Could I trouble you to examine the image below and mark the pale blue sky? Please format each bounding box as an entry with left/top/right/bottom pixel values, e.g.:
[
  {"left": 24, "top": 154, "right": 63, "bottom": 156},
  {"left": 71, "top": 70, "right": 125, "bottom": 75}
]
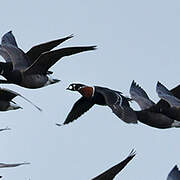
[{"left": 0, "top": 0, "right": 180, "bottom": 179}]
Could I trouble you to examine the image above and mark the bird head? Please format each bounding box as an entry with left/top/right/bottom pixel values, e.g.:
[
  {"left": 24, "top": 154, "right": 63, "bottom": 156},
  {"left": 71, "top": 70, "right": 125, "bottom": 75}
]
[{"left": 66, "top": 83, "right": 86, "bottom": 91}]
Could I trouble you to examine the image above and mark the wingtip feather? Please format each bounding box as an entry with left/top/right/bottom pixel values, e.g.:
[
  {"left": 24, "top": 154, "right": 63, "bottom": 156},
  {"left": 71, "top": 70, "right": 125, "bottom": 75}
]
[
  {"left": 68, "top": 34, "right": 74, "bottom": 38},
  {"left": 128, "top": 149, "right": 136, "bottom": 157},
  {"left": 56, "top": 123, "right": 66, "bottom": 127},
  {"left": 92, "top": 45, "right": 97, "bottom": 50}
]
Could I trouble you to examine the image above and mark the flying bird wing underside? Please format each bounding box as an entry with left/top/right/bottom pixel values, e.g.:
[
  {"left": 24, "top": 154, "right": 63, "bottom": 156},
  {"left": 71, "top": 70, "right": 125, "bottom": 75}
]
[
  {"left": 156, "top": 81, "right": 180, "bottom": 108},
  {"left": 0, "top": 45, "right": 29, "bottom": 70},
  {"left": 1, "top": 31, "right": 18, "bottom": 47},
  {"left": 130, "top": 80, "right": 155, "bottom": 110}
]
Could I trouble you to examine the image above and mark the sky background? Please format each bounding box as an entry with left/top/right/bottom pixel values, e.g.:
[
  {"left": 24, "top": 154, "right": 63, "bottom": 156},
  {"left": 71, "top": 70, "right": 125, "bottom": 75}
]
[{"left": 0, "top": 0, "right": 180, "bottom": 179}]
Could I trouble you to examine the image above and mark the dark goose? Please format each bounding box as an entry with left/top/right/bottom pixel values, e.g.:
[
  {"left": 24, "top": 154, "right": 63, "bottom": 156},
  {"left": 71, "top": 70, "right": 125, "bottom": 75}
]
[
  {"left": 129, "top": 81, "right": 180, "bottom": 129},
  {"left": 0, "top": 31, "right": 96, "bottom": 88}
]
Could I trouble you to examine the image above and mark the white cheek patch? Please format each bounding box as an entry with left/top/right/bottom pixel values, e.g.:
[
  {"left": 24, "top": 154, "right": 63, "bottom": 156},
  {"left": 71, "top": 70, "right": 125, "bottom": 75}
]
[{"left": 68, "top": 86, "right": 73, "bottom": 90}]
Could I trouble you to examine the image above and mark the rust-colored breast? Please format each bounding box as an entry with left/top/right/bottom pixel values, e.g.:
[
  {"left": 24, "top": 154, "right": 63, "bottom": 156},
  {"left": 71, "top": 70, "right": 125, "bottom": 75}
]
[{"left": 79, "top": 86, "right": 94, "bottom": 98}]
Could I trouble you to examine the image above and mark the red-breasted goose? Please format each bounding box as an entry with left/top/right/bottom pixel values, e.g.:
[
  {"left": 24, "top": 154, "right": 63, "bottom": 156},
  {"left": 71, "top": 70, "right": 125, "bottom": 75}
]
[{"left": 57, "top": 83, "right": 136, "bottom": 126}]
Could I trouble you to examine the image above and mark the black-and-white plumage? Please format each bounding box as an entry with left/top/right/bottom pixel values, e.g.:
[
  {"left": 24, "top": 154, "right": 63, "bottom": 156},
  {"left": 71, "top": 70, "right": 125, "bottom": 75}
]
[{"left": 57, "top": 84, "right": 137, "bottom": 125}]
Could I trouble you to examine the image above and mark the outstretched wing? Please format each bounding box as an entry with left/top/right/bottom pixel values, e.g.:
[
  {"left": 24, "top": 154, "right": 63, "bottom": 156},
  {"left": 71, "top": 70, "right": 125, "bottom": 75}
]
[
  {"left": 92, "top": 149, "right": 136, "bottom": 180},
  {"left": 0, "top": 31, "right": 18, "bottom": 63},
  {"left": 167, "top": 165, "right": 180, "bottom": 180},
  {"left": 1, "top": 31, "right": 18, "bottom": 47},
  {"left": 0, "top": 47, "right": 11, "bottom": 62},
  {"left": 149, "top": 86, "right": 180, "bottom": 121},
  {"left": 62, "top": 97, "right": 94, "bottom": 125},
  {"left": 129, "top": 80, "right": 155, "bottom": 110},
  {"left": 156, "top": 83, "right": 180, "bottom": 109},
  {"left": 110, "top": 103, "right": 137, "bottom": 124},
  {"left": 0, "top": 162, "right": 30, "bottom": 168},
  {"left": 0, "top": 127, "right": 11, "bottom": 132},
  {"left": 156, "top": 81, "right": 180, "bottom": 108},
  {"left": 0, "top": 45, "right": 29, "bottom": 70},
  {"left": 25, "top": 46, "right": 96, "bottom": 75},
  {"left": 96, "top": 87, "right": 137, "bottom": 124},
  {"left": 26, "top": 34, "right": 73, "bottom": 64},
  {"left": 0, "top": 88, "right": 41, "bottom": 111},
  {"left": 0, "top": 88, "right": 19, "bottom": 101}
]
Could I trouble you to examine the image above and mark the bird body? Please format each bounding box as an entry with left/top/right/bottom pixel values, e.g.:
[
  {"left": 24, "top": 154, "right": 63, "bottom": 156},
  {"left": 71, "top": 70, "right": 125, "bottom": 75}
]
[
  {"left": 0, "top": 31, "right": 96, "bottom": 88},
  {"left": 58, "top": 83, "right": 137, "bottom": 125},
  {"left": 135, "top": 110, "right": 177, "bottom": 129},
  {"left": 129, "top": 81, "right": 180, "bottom": 129},
  {"left": 21, "top": 73, "right": 50, "bottom": 88}
]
